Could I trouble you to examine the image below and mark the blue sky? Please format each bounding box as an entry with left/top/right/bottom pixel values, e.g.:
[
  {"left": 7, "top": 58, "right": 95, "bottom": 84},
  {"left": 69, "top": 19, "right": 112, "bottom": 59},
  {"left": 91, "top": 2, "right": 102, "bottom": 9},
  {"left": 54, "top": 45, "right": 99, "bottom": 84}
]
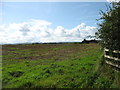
[
  {"left": 0, "top": 2, "right": 110, "bottom": 44},
  {"left": 3, "top": 2, "right": 107, "bottom": 29}
]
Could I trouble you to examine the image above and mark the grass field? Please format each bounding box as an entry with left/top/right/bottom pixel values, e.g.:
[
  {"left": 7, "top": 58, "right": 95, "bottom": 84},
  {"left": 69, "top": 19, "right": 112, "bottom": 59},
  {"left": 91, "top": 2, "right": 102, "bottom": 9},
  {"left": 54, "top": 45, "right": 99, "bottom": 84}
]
[{"left": 2, "top": 43, "right": 120, "bottom": 88}]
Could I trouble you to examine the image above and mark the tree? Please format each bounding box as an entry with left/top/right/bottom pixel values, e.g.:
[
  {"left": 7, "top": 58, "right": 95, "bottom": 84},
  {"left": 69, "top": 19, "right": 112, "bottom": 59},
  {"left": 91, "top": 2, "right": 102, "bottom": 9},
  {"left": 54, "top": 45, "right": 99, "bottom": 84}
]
[{"left": 96, "top": 1, "right": 120, "bottom": 51}]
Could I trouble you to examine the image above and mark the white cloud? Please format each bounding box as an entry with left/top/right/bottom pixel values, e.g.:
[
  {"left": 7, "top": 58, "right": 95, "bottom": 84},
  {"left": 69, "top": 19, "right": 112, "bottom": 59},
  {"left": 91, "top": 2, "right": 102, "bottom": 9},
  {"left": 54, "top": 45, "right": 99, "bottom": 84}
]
[
  {"left": 107, "top": 0, "right": 120, "bottom": 2},
  {"left": 0, "top": 19, "right": 97, "bottom": 44}
]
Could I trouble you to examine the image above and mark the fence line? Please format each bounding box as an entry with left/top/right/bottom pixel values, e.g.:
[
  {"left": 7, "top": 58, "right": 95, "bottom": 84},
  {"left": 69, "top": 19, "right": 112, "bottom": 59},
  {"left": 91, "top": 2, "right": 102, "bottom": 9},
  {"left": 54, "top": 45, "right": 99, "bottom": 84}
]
[
  {"left": 105, "top": 61, "right": 120, "bottom": 68},
  {"left": 104, "top": 55, "right": 120, "bottom": 61},
  {"left": 104, "top": 48, "right": 120, "bottom": 71},
  {"left": 104, "top": 48, "right": 120, "bottom": 53}
]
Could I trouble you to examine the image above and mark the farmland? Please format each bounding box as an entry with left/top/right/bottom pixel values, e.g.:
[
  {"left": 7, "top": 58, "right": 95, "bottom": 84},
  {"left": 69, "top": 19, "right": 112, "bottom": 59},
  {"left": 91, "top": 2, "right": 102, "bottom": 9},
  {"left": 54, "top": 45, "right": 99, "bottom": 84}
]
[{"left": 2, "top": 43, "right": 119, "bottom": 88}]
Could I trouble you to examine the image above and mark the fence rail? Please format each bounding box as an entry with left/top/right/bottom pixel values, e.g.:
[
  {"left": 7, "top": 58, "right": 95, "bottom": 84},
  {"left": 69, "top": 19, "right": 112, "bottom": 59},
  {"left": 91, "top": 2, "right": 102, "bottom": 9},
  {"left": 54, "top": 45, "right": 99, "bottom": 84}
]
[{"left": 104, "top": 48, "right": 120, "bottom": 71}]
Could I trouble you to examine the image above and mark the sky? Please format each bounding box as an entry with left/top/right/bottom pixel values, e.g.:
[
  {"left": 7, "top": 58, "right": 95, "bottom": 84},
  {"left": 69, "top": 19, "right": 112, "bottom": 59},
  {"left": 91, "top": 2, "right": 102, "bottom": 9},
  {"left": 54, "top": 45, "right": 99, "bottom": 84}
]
[
  {"left": 0, "top": 1, "right": 117, "bottom": 44},
  {"left": 2, "top": 2, "right": 108, "bottom": 28}
]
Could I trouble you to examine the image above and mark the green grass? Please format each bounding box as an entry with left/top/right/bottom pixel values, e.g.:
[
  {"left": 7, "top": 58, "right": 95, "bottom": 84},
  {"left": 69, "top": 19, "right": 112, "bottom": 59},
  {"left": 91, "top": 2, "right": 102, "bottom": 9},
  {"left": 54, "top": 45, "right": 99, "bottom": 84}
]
[
  {"left": 93, "top": 56, "right": 120, "bottom": 88},
  {"left": 2, "top": 43, "right": 120, "bottom": 88}
]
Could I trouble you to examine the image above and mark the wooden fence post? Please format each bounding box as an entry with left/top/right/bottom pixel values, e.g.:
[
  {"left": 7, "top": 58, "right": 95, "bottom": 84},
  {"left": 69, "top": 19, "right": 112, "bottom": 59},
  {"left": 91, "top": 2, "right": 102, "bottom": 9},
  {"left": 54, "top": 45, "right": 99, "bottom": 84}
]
[{"left": 104, "top": 48, "right": 120, "bottom": 71}]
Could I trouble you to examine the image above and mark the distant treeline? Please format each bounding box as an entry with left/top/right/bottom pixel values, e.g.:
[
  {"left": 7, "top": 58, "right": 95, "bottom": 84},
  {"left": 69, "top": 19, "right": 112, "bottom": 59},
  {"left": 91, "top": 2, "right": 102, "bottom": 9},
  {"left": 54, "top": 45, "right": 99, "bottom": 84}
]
[
  {"left": 32, "top": 39, "right": 99, "bottom": 44},
  {"left": 81, "top": 39, "right": 99, "bottom": 44},
  {"left": 2, "top": 39, "right": 100, "bottom": 45},
  {"left": 32, "top": 42, "right": 82, "bottom": 44}
]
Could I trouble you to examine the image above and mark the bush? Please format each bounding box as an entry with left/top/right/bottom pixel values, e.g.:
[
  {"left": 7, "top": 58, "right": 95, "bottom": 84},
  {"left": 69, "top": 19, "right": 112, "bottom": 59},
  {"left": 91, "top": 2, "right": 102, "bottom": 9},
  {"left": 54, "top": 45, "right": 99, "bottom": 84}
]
[{"left": 96, "top": 2, "right": 120, "bottom": 51}]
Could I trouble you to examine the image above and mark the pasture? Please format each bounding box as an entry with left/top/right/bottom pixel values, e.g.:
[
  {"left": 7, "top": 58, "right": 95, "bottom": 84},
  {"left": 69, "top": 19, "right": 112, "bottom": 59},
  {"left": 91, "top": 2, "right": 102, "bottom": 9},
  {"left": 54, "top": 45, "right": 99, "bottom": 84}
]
[{"left": 2, "top": 43, "right": 119, "bottom": 88}]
